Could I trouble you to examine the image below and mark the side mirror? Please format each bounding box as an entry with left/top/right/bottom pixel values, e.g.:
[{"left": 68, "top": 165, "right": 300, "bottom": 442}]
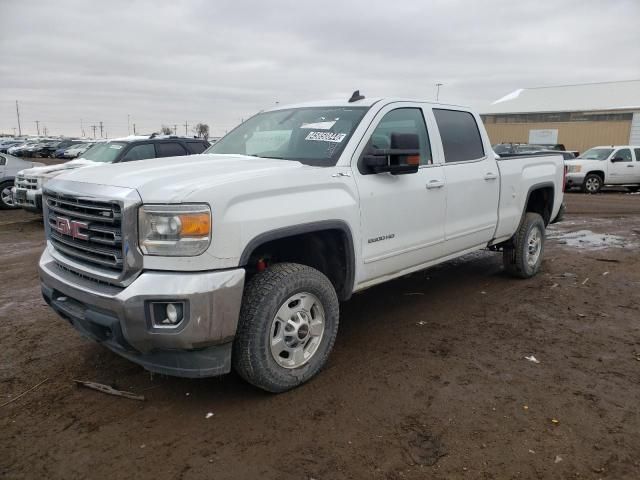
[
  {"left": 362, "top": 133, "right": 420, "bottom": 175},
  {"left": 610, "top": 156, "right": 625, "bottom": 163}
]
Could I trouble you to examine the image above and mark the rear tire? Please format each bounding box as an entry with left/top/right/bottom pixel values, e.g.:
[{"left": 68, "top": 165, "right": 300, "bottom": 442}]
[
  {"left": 503, "top": 212, "right": 545, "bottom": 279},
  {"left": 582, "top": 174, "right": 602, "bottom": 194},
  {"left": 233, "top": 262, "right": 339, "bottom": 393},
  {"left": 0, "top": 181, "right": 17, "bottom": 210}
]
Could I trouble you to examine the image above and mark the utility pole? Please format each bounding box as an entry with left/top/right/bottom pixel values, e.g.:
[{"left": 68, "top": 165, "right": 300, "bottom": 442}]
[
  {"left": 184, "top": 121, "right": 189, "bottom": 136},
  {"left": 35, "top": 120, "right": 40, "bottom": 136},
  {"left": 91, "top": 125, "right": 97, "bottom": 138},
  {"left": 15, "top": 101, "right": 22, "bottom": 136},
  {"left": 173, "top": 124, "right": 178, "bottom": 135},
  {"left": 99, "top": 121, "right": 104, "bottom": 138},
  {"left": 435, "top": 83, "right": 443, "bottom": 101},
  {"left": 81, "top": 118, "right": 85, "bottom": 137},
  {"left": 127, "top": 114, "right": 131, "bottom": 135},
  {"left": 133, "top": 123, "right": 136, "bottom": 135}
]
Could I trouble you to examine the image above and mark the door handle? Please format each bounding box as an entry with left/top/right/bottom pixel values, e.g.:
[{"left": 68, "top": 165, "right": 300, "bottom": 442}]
[
  {"left": 426, "top": 180, "right": 445, "bottom": 189},
  {"left": 627, "top": 165, "right": 634, "bottom": 168},
  {"left": 484, "top": 172, "right": 498, "bottom": 181}
]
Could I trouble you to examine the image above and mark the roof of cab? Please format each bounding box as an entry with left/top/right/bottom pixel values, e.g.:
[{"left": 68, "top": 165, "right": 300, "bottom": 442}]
[{"left": 266, "top": 97, "right": 471, "bottom": 111}]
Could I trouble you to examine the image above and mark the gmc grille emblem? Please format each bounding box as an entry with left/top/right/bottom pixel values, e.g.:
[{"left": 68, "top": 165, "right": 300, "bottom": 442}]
[{"left": 53, "top": 216, "right": 89, "bottom": 241}]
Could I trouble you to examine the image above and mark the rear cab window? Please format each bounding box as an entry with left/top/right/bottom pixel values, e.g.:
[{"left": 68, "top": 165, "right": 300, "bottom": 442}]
[
  {"left": 634, "top": 148, "right": 640, "bottom": 161},
  {"left": 433, "top": 109, "right": 485, "bottom": 163}
]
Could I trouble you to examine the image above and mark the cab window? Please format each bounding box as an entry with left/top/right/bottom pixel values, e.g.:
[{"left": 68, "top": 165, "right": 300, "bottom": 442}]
[
  {"left": 368, "top": 108, "right": 432, "bottom": 165},
  {"left": 614, "top": 148, "right": 632, "bottom": 162},
  {"left": 156, "top": 142, "right": 188, "bottom": 158},
  {"left": 433, "top": 109, "right": 485, "bottom": 163},
  {"left": 122, "top": 143, "right": 155, "bottom": 162}
]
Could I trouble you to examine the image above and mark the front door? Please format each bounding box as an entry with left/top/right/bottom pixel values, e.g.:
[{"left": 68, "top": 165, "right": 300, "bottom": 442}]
[
  {"left": 608, "top": 148, "right": 635, "bottom": 184},
  {"left": 353, "top": 104, "right": 446, "bottom": 284}
]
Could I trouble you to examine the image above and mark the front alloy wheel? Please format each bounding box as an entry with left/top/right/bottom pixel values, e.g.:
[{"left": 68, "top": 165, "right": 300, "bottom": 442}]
[
  {"left": 0, "top": 182, "right": 16, "bottom": 209},
  {"left": 233, "top": 263, "right": 339, "bottom": 393},
  {"left": 583, "top": 174, "right": 602, "bottom": 194},
  {"left": 270, "top": 292, "right": 326, "bottom": 369}
]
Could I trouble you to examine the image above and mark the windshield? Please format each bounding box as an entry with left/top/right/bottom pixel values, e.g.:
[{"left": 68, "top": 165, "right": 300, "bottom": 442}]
[
  {"left": 206, "top": 106, "right": 368, "bottom": 166},
  {"left": 578, "top": 148, "right": 613, "bottom": 160},
  {"left": 80, "top": 142, "right": 126, "bottom": 162}
]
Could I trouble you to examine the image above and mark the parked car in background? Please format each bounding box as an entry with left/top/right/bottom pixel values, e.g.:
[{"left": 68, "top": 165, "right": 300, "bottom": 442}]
[
  {"left": 13, "top": 135, "right": 210, "bottom": 212},
  {"left": 0, "top": 140, "right": 24, "bottom": 153},
  {"left": 38, "top": 96, "right": 564, "bottom": 392},
  {"left": 8, "top": 142, "right": 38, "bottom": 156},
  {"left": 565, "top": 146, "right": 640, "bottom": 193},
  {"left": 62, "top": 142, "right": 94, "bottom": 159},
  {"left": 53, "top": 140, "right": 84, "bottom": 158},
  {"left": 0, "top": 153, "right": 44, "bottom": 209}
]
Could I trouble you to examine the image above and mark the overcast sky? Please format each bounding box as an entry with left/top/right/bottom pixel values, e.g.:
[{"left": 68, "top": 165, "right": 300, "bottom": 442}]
[{"left": 1, "top": 0, "right": 639, "bottom": 138}]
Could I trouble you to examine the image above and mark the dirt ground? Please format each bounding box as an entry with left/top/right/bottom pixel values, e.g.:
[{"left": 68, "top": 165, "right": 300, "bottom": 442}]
[{"left": 1, "top": 192, "right": 639, "bottom": 480}]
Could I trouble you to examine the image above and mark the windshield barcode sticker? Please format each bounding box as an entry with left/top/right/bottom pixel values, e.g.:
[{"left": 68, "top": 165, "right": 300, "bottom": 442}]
[{"left": 305, "top": 131, "right": 346, "bottom": 143}]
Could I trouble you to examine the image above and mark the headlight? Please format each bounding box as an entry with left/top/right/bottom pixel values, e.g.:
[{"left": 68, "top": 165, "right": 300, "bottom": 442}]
[
  {"left": 567, "top": 165, "right": 581, "bottom": 173},
  {"left": 138, "top": 204, "right": 211, "bottom": 256}
]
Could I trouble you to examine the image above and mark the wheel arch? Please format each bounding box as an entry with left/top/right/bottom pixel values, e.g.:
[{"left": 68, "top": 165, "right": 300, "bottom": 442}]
[
  {"left": 523, "top": 182, "right": 555, "bottom": 226},
  {"left": 239, "top": 220, "right": 356, "bottom": 301}
]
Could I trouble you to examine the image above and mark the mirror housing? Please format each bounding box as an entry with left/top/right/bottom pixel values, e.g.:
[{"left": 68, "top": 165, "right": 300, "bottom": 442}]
[
  {"left": 361, "top": 133, "right": 420, "bottom": 175},
  {"left": 610, "top": 156, "right": 625, "bottom": 163}
]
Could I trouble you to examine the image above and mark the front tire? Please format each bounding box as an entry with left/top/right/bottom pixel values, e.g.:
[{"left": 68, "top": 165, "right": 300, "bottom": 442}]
[
  {"left": 582, "top": 174, "right": 602, "bottom": 194},
  {"left": 233, "top": 263, "right": 339, "bottom": 393},
  {"left": 0, "top": 181, "right": 17, "bottom": 210},
  {"left": 503, "top": 212, "right": 546, "bottom": 278}
]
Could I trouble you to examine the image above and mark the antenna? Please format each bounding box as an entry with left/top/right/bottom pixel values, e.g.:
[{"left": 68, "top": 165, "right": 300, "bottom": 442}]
[{"left": 348, "top": 90, "right": 365, "bottom": 103}]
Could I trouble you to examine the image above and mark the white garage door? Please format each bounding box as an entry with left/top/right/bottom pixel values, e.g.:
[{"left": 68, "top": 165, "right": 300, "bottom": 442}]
[{"left": 630, "top": 112, "right": 640, "bottom": 145}]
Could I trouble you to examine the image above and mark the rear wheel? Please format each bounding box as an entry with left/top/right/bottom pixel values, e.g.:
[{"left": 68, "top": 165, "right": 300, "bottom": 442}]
[
  {"left": 503, "top": 212, "right": 545, "bottom": 278},
  {"left": 233, "top": 263, "right": 339, "bottom": 392},
  {"left": 0, "top": 181, "right": 17, "bottom": 209},
  {"left": 582, "top": 174, "right": 602, "bottom": 194}
]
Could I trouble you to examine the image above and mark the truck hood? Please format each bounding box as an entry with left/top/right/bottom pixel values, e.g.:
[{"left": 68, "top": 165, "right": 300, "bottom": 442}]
[
  {"left": 20, "top": 159, "right": 98, "bottom": 178},
  {"left": 53, "top": 154, "right": 307, "bottom": 202}
]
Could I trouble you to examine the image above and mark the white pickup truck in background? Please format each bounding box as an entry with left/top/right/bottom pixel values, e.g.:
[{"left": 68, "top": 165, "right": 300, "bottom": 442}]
[
  {"left": 565, "top": 145, "right": 640, "bottom": 193},
  {"left": 38, "top": 94, "right": 564, "bottom": 392}
]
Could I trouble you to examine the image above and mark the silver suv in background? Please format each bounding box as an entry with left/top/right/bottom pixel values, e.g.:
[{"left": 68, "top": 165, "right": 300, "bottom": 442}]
[{"left": 13, "top": 135, "right": 210, "bottom": 213}]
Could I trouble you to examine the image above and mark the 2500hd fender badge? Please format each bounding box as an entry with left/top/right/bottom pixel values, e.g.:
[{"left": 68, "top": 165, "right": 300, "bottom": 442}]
[{"left": 368, "top": 234, "right": 395, "bottom": 244}]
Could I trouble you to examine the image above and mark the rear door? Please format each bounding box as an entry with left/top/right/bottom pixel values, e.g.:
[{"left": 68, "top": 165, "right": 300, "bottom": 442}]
[
  {"left": 608, "top": 148, "right": 634, "bottom": 183},
  {"left": 432, "top": 108, "right": 499, "bottom": 254},
  {"left": 352, "top": 103, "right": 446, "bottom": 282}
]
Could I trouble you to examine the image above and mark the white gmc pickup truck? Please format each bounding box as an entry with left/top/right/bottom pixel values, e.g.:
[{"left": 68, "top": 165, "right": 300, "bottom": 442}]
[{"left": 39, "top": 95, "right": 564, "bottom": 392}]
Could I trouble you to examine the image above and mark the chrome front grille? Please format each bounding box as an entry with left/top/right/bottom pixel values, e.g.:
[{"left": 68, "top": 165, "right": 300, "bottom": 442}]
[
  {"left": 15, "top": 175, "right": 38, "bottom": 190},
  {"left": 46, "top": 192, "right": 124, "bottom": 273}
]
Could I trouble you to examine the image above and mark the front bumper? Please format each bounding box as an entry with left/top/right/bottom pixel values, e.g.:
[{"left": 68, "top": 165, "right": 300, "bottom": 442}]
[
  {"left": 12, "top": 186, "right": 42, "bottom": 212},
  {"left": 39, "top": 247, "right": 245, "bottom": 378},
  {"left": 565, "top": 172, "right": 586, "bottom": 188}
]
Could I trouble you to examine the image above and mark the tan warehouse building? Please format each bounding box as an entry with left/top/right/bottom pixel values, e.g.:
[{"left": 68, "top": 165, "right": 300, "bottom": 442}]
[{"left": 481, "top": 79, "right": 640, "bottom": 154}]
